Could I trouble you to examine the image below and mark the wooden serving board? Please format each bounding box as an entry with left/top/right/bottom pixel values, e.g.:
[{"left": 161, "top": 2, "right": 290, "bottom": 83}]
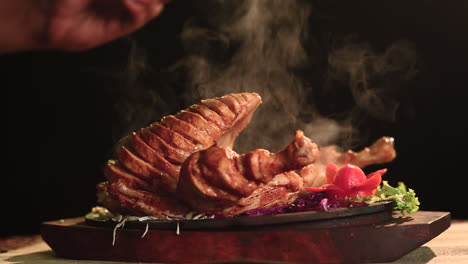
[{"left": 41, "top": 210, "right": 450, "bottom": 264}]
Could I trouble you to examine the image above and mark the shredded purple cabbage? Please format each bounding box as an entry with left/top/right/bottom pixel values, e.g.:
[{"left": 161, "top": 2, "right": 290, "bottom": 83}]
[
  {"left": 239, "top": 191, "right": 330, "bottom": 217},
  {"left": 233, "top": 191, "right": 366, "bottom": 218},
  {"left": 187, "top": 192, "right": 368, "bottom": 220}
]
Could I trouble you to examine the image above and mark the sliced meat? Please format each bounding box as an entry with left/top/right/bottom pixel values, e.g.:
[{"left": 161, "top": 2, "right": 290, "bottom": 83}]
[
  {"left": 128, "top": 132, "right": 180, "bottom": 182},
  {"left": 160, "top": 115, "right": 212, "bottom": 148},
  {"left": 199, "top": 98, "right": 236, "bottom": 126},
  {"left": 218, "top": 94, "right": 243, "bottom": 115},
  {"left": 97, "top": 182, "right": 129, "bottom": 215},
  {"left": 117, "top": 146, "right": 177, "bottom": 191},
  {"left": 104, "top": 160, "right": 153, "bottom": 191},
  {"left": 189, "top": 104, "right": 228, "bottom": 131},
  {"left": 175, "top": 110, "right": 222, "bottom": 138},
  {"left": 139, "top": 128, "right": 188, "bottom": 164},
  {"left": 149, "top": 123, "right": 198, "bottom": 152}
]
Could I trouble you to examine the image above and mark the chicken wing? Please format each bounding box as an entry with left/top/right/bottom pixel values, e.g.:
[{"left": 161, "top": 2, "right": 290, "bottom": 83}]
[{"left": 177, "top": 130, "right": 318, "bottom": 213}]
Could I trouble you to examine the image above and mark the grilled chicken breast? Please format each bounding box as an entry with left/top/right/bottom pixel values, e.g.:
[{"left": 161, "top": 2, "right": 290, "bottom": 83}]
[{"left": 97, "top": 92, "right": 262, "bottom": 217}]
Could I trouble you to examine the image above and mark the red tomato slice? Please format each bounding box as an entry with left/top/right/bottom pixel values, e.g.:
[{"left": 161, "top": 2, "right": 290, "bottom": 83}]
[
  {"left": 345, "top": 169, "right": 383, "bottom": 196},
  {"left": 333, "top": 164, "right": 367, "bottom": 192},
  {"left": 320, "top": 184, "right": 347, "bottom": 199},
  {"left": 306, "top": 164, "right": 385, "bottom": 202}
]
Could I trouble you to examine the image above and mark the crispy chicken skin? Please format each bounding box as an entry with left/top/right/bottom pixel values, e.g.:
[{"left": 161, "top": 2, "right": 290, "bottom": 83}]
[
  {"left": 97, "top": 92, "right": 262, "bottom": 217},
  {"left": 177, "top": 130, "right": 318, "bottom": 213}
]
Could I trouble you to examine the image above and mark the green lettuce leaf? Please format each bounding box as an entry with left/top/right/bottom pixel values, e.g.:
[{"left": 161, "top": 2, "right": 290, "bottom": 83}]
[{"left": 371, "top": 181, "right": 420, "bottom": 215}]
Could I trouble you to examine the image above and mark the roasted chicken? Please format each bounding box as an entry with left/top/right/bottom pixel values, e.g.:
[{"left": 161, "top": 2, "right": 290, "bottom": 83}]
[
  {"left": 97, "top": 92, "right": 262, "bottom": 217},
  {"left": 96, "top": 92, "right": 396, "bottom": 218},
  {"left": 177, "top": 130, "right": 319, "bottom": 214}
]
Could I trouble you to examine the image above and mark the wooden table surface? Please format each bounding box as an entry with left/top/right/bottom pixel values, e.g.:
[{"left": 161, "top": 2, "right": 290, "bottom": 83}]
[{"left": 1, "top": 219, "right": 467, "bottom": 264}]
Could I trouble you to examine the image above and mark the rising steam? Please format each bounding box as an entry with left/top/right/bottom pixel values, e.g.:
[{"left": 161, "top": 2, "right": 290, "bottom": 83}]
[
  {"left": 174, "top": 0, "right": 324, "bottom": 152},
  {"left": 327, "top": 38, "right": 418, "bottom": 122},
  {"left": 119, "top": 0, "right": 418, "bottom": 153}
]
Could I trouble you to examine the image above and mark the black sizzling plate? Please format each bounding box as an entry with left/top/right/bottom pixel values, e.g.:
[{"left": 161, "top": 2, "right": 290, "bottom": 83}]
[{"left": 85, "top": 201, "right": 394, "bottom": 230}]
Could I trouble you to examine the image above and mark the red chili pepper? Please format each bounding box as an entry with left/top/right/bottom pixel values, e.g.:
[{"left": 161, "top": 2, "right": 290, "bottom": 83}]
[{"left": 305, "top": 163, "right": 386, "bottom": 200}]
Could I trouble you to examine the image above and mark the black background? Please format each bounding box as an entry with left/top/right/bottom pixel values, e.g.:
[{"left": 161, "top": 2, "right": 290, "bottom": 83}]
[{"left": 4, "top": 1, "right": 468, "bottom": 237}]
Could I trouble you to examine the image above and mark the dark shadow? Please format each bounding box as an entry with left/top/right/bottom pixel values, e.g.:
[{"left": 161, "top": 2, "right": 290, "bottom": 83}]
[
  {"left": 6, "top": 251, "right": 59, "bottom": 264},
  {"left": 375, "top": 246, "right": 437, "bottom": 264},
  {"left": 384, "top": 215, "right": 414, "bottom": 226},
  {"left": 7, "top": 252, "right": 293, "bottom": 264},
  {"left": 6, "top": 250, "right": 120, "bottom": 264}
]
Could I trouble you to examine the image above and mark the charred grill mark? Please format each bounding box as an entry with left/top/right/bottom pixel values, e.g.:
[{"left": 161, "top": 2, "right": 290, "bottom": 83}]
[
  {"left": 117, "top": 146, "right": 177, "bottom": 191},
  {"left": 175, "top": 110, "right": 222, "bottom": 138},
  {"left": 199, "top": 99, "right": 236, "bottom": 125},
  {"left": 104, "top": 161, "right": 153, "bottom": 191},
  {"left": 106, "top": 183, "right": 140, "bottom": 215},
  {"left": 219, "top": 94, "right": 243, "bottom": 115},
  {"left": 161, "top": 115, "right": 213, "bottom": 148},
  {"left": 128, "top": 132, "right": 180, "bottom": 181},
  {"left": 149, "top": 123, "right": 197, "bottom": 152},
  {"left": 139, "top": 128, "right": 188, "bottom": 165},
  {"left": 189, "top": 104, "right": 228, "bottom": 130},
  {"left": 116, "top": 146, "right": 157, "bottom": 181}
]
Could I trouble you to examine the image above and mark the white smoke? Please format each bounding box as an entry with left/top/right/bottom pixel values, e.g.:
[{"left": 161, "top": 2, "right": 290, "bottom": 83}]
[
  {"left": 327, "top": 39, "right": 418, "bottom": 122},
  {"left": 121, "top": 0, "right": 418, "bottom": 152},
  {"left": 174, "top": 0, "right": 348, "bottom": 152}
]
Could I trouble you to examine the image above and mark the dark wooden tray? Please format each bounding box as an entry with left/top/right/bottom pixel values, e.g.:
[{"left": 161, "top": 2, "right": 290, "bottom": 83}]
[{"left": 41, "top": 209, "right": 450, "bottom": 264}]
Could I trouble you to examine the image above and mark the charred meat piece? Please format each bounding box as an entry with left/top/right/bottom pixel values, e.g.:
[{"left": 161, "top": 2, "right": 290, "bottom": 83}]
[
  {"left": 177, "top": 130, "right": 318, "bottom": 213},
  {"left": 300, "top": 137, "right": 396, "bottom": 187},
  {"left": 222, "top": 171, "right": 304, "bottom": 216},
  {"left": 97, "top": 92, "right": 262, "bottom": 217}
]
